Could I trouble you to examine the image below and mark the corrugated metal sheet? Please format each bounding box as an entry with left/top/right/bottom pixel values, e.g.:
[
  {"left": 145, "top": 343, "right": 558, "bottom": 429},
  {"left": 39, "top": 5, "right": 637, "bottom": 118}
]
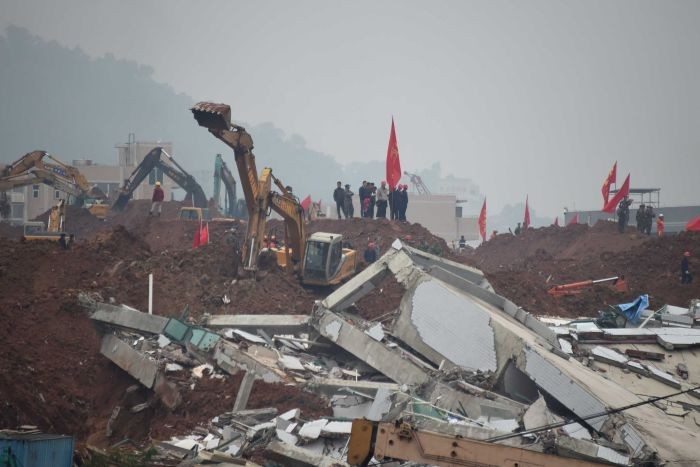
[
  {"left": 409, "top": 280, "right": 497, "bottom": 372},
  {"left": 524, "top": 348, "right": 608, "bottom": 431},
  {"left": 0, "top": 433, "right": 74, "bottom": 467}
]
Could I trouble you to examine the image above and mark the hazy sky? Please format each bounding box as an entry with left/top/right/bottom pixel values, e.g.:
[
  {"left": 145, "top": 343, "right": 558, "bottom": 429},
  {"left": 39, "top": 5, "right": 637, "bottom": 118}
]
[{"left": 2, "top": 0, "right": 699, "bottom": 216}]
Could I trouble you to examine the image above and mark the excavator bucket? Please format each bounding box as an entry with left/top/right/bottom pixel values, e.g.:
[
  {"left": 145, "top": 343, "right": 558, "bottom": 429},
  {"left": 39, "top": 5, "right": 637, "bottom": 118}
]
[{"left": 191, "top": 102, "right": 232, "bottom": 131}]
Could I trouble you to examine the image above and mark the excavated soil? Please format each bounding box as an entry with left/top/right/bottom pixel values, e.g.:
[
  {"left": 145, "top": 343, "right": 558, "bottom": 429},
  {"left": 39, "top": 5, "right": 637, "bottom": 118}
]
[
  {"left": 0, "top": 208, "right": 444, "bottom": 447},
  {"left": 467, "top": 222, "right": 700, "bottom": 317}
]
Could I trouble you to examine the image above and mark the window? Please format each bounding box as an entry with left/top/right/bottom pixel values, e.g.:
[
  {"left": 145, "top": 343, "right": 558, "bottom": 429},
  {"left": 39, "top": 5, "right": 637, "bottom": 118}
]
[
  {"left": 32, "top": 185, "right": 40, "bottom": 198},
  {"left": 55, "top": 190, "right": 61, "bottom": 199},
  {"left": 11, "top": 203, "right": 24, "bottom": 219},
  {"left": 329, "top": 242, "right": 342, "bottom": 275}
]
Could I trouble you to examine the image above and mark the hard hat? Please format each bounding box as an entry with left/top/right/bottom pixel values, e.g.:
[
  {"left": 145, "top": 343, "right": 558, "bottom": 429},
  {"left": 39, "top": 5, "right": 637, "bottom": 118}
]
[
  {"left": 155, "top": 181, "right": 161, "bottom": 186},
  {"left": 684, "top": 251, "right": 691, "bottom": 257},
  {"left": 404, "top": 235, "right": 412, "bottom": 241},
  {"left": 659, "top": 213, "right": 664, "bottom": 217}
]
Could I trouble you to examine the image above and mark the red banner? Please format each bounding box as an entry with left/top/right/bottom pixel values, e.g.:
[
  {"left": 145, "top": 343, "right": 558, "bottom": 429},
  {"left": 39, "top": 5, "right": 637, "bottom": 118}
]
[
  {"left": 385, "top": 118, "right": 402, "bottom": 191},
  {"left": 602, "top": 161, "right": 617, "bottom": 204},
  {"left": 478, "top": 199, "right": 487, "bottom": 241},
  {"left": 602, "top": 174, "right": 630, "bottom": 213},
  {"left": 567, "top": 213, "right": 579, "bottom": 226},
  {"left": 300, "top": 195, "right": 312, "bottom": 212},
  {"left": 553, "top": 217, "right": 559, "bottom": 227},
  {"left": 523, "top": 196, "right": 531, "bottom": 229}
]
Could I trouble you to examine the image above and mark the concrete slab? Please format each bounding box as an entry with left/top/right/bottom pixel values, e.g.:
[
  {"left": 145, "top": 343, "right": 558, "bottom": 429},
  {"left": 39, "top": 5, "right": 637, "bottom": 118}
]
[
  {"left": 100, "top": 334, "right": 158, "bottom": 388},
  {"left": 207, "top": 314, "right": 311, "bottom": 334},
  {"left": 265, "top": 440, "right": 350, "bottom": 467},
  {"left": 233, "top": 371, "right": 256, "bottom": 412},
  {"left": 91, "top": 304, "right": 168, "bottom": 334},
  {"left": 392, "top": 278, "right": 497, "bottom": 372},
  {"left": 314, "top": 308, "right": 430, "bottom": 387},
  {"left": 214, "top": 340, "right": 284, "bottom": 383}
]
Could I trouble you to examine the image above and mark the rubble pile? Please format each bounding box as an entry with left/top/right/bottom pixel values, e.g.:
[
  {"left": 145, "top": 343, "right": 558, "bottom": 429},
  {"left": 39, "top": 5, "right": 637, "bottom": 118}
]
[
  {"left": 468, "top": 221, "right": 700, "bottom": 317},
  {"left": 3, "top": 205, "right": 700, "bottom": 465}
]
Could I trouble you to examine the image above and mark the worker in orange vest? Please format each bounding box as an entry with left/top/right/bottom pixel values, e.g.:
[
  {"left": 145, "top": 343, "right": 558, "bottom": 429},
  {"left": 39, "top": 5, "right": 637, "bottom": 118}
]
[{"left": 656, "top": 213, "right": 665, "bottom": 238}]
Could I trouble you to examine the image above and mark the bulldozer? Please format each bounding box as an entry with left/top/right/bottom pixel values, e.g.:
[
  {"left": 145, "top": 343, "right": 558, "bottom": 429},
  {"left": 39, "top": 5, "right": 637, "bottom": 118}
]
[{"left": 191, "top": 102, "right": 357, "bottom": 286}]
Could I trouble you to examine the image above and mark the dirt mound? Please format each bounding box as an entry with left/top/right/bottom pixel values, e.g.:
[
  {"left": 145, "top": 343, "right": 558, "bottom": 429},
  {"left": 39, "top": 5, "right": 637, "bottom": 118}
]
[
  {"left": 469, "top": 221, "right": 649, "bottom": 272},
  {"left": 34, "top": 204, "right": 108, "bottom": 240},
  {"left": 466, "top": 224, "right": 700, "bottom": 318},
  {"left": 0, "top": 221, "right": 22, "bottom": 239}
]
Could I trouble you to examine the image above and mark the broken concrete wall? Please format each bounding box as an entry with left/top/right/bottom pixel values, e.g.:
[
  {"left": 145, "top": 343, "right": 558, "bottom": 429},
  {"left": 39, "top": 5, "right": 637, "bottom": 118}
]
[
  {"left": 392, "top": 278, "right": 497, "bottom": 372},
  {"left": 91, "top": 303, "right": 168, "bottom": 334}
]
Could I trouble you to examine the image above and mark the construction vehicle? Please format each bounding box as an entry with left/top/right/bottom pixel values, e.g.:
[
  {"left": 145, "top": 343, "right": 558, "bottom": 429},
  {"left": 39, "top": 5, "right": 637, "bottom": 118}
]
[
  {"left": 22, "top": 200, "right": 71, "bottom": 242},
  {"left": 547, "top": 275, "right": 628, "bottom": 297},
  {"left": 213, "top": 153, "right": 247, "bottom": 219},
  {"left": 0, "top": 150, "right": 108, "bottom": 219},
  {"left": 347, "top": 419, "right": 605, "bottom": 467},
  {"left": 191, "top": 102, "right": 357, "bottom": 285},
  {"left": 111, "top": 147, "right": 207, "bottom": 211},
  {"left": 404, "top": 170, "right": 431, "bottom": 194}
]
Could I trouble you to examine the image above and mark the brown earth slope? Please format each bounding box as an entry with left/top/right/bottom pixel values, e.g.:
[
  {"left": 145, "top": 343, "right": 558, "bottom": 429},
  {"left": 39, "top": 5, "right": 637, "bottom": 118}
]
[{"left": 466, "top": 222, "right": 700, "bottom": 318}]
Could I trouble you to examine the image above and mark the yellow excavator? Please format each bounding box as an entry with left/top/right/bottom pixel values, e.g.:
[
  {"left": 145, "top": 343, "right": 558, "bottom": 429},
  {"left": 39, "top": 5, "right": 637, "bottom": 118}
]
[
  {"left": 191, "top": 102, "right": 357, "bottom": 286},
  {"left": 22, "top": 199, "right": 72, "bottom": 242},
  {"left": 0, "top": 150, "right": 108, "bottom": 219}
]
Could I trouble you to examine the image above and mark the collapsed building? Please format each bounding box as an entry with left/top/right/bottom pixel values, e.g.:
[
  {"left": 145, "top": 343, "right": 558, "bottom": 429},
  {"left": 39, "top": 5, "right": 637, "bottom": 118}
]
[{"left": 83, "top": 239, "right": 700, "bottom": 465}]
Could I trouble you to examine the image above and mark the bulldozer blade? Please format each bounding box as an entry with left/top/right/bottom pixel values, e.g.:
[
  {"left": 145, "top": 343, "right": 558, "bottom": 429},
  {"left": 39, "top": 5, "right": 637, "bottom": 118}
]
[{"left": 191, "top": 102, "right": 232, "bottom": 131}]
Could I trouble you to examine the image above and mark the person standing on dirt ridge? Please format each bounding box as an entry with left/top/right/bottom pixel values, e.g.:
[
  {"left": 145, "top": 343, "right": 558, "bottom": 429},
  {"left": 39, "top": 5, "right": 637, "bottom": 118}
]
[
  {"left": 376, "top": 181, "right": 389, "bottom": 218},
  {"left": 343, "top": 184, "right": 354, "bottom": 218},
  {"left": 656, "top": 214, "right": 665, "bottom": 238},
  {"left": 681, "top": 251, "right": 692, "bottom": 284},
  {"left": 333, "top": 181, "right": 345, "bottom": 219},
  {"left": 398, "top": 184, "right": 409, "bottom": 221},
  {"left": 514, "top": 222, "right": 522, "bottom": 235},
  {"left": 636, "top": 204, "right": 646, "bottom": 232},
  {"left": 644, "top": 205, "right": 655, "bottom": 235},
  {"left": 358, "top": 181, "right": 368, "bottom": 218},
  {"left": 150, "top": 181, "right": 164, "bottom": 217},
  {"left": 616, "top": 197, "right": 633, "bottom": 233}
]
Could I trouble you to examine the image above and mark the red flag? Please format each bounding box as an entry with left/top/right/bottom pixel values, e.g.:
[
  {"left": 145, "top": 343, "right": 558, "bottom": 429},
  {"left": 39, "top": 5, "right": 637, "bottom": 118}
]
[
  {"left": 523, "top": 196, "right": 531, "bottom": 229},
  {"left": 567, "top": 213, "right": 579, "bottom": 226},
  {"left": 300, "top": 195, "right": 312, "bottom": 212},
  {"left": 192, "top": 222, "right": 201, "bottom": 249},
  {"left": 200, "top": 223, "right": 209, "bottom": 245},
  {"left": 601, "top": 161, "right": 617, "bottom": 204},
  {"left": 686, "top": 216, "right": 700, "bottom": 231},
  {"left": 478, "top": 199, "right": 487, "bottom": 241},
  {"left": 553, "top": 217, "right": 559, "bottom": 227},
  {"left": 602, "top": 174, "right": 630, "bottom": 213},
  {"left": 385, "top": 118, "right": 402, "bottom": 191}
]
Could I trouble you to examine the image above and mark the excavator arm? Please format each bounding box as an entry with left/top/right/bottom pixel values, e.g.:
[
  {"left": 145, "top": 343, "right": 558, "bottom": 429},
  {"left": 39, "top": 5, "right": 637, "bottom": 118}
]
[
  {"left": 348, "top": 420, "right": 606, "bottom": 467},
  {"left": 269, "top": 175, "right": 306, "bottom": 266},
  {"left": 112, "top": 147, "right": 207, "bottom": 211},
  {"left": 1, "top": 151, "right": 96, "bottom": 217},
  {"left": 192, "top": 102, "right": 306, "bottom": 272},
  {"left": 214, "top": 153, "right": 243, "bottom": 218}
]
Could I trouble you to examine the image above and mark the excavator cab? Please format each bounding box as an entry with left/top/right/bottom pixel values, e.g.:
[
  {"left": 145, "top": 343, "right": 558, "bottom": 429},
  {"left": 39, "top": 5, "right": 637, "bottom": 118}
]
[{"left": 301, "top": 232, "right": 357, "bottom": 286}]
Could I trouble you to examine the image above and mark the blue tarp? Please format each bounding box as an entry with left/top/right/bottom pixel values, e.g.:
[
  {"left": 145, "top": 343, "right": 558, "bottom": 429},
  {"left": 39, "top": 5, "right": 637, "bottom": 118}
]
[{"left": 617, "top": 294, "right": 649, "bottom": 323}]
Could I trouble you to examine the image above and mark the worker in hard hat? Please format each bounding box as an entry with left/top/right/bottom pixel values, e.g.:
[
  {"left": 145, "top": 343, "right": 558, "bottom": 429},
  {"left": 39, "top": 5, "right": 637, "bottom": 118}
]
[
  {"left": 656, "top": 213, "right": 665, "bottom": 238},
  {"left": 150, "top": 181, "right": 164, "bottom": 216},
  {"left": 681, "top": 251, "right": 692, "bottom": 284}
]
